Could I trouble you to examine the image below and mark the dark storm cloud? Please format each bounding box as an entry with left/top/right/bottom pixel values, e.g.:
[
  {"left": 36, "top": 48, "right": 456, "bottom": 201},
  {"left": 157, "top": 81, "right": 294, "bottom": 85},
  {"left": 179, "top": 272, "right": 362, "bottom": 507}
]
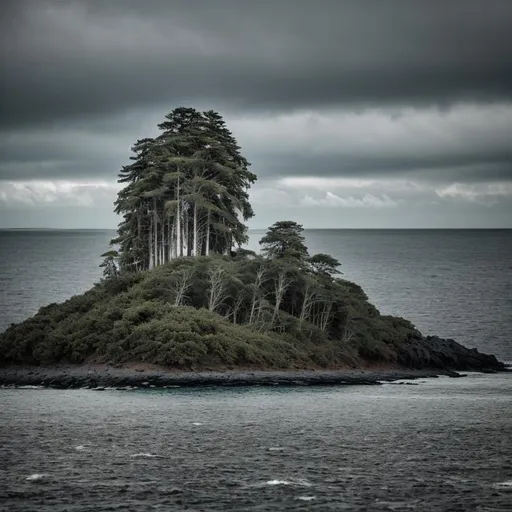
[{"left": 1, "top": 0, "right": 512, "bottom": 129}]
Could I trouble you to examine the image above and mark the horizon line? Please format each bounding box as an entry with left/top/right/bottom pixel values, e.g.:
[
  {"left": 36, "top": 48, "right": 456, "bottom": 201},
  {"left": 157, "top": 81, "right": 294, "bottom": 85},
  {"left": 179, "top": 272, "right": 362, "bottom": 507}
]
[{"left": 1, "top": 227, "right": 511, "bottom": 231}]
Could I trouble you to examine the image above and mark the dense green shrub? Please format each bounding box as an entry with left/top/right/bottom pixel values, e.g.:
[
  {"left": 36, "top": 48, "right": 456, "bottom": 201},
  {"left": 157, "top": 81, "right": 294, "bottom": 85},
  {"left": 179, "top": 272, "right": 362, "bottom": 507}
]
[{"left": 0, "top": 255, "right": 420, "bottom": 369}]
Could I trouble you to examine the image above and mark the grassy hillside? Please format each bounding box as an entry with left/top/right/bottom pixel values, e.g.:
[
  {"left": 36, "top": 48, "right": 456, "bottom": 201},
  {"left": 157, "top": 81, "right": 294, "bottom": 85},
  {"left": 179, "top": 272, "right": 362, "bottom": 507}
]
[{"left": 0, "top": 254, "right": 421, "bottom": 370}]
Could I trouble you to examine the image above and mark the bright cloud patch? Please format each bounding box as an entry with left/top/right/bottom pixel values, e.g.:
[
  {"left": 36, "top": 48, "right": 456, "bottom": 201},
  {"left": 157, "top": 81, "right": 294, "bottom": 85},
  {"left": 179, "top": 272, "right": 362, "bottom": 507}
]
[
  {"left": 0, "top": 180, "right": 121, "bottom": 207},
  {"left": 279, "top": 177, "right": 425, "bottom": 193},
  {"left": 274, "top": 174, "right": 512, "bottom": 210},
  {"left": 301, "top": 192, "right": 398, "bottom": 208},
  {"left": 269, "top": 176, "right": 413, "bottom": 209},
  {"left": 435, "top": 182, "right": 512, "bottom": 204}
]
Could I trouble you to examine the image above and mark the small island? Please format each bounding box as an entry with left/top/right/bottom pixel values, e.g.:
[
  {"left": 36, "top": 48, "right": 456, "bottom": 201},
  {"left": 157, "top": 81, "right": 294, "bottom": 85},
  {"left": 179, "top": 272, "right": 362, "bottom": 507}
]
[{"left": 0, "top": 108, "right": 505, "bottom": 389}]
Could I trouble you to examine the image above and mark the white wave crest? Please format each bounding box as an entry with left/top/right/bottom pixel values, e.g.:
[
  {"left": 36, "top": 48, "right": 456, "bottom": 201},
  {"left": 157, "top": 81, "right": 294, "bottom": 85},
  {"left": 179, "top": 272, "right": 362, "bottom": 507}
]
[
  {"left": 26, "top": 473, "right": 47, "bottom": 481},
  {"left": 266, "top": 479, "right": 312, "bottom": 487},
  {"left": 130, "top": 453, "right": 158, "bottom": 458},
  {"left": 493, "top": 480, "right": 512, "bottom": 490}
]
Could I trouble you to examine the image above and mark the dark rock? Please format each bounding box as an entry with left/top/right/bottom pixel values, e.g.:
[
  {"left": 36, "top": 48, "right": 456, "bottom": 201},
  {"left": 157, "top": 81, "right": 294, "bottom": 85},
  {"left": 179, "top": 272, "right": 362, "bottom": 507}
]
[{"left": 396, "top": 336, "right": 505, "bottom": 372}]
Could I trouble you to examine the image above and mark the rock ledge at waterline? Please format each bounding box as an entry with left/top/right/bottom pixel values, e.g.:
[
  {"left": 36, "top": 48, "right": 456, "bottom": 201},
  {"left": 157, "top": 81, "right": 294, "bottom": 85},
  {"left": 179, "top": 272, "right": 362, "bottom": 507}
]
[
  {"left": 0, "top": 335, "right": 506, "bottom": 390},
  {"left": 0, "top": 365, "right": 488, "bottom": 390}
]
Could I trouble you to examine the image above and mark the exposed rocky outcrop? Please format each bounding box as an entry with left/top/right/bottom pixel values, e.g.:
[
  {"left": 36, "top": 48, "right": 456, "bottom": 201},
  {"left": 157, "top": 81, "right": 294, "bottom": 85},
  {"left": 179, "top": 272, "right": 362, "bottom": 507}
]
[{"left": 397, "top": 336, "right": 506, "bottom": 372}]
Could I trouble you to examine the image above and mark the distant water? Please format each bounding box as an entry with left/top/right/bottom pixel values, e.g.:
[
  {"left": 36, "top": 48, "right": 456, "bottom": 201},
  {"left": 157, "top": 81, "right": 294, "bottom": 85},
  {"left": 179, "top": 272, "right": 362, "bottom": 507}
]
[
  {"left": 0, "top": 229, "right": 511, "bottom": 360},
  {"left": 0, "top": 230, "right": 114, "bottom": 331}
]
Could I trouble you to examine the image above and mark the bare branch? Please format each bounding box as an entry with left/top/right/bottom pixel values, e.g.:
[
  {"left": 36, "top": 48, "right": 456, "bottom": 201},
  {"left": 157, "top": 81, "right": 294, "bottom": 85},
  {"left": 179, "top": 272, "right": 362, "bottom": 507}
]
[
  {"left": 272, "top": 270, "right": 293, "bottom": 325},
  {"left": 208, "top": 265, "right": 228, "bottom": 313},
  {"left": 319, "top": 301, "right": 333, "bottom": 331},
  {"left": 173, "top": 267, "right": 194, "bottom": 306},
  {"left": 299, "top": 284, "right": 316, "bottom": 328},
  {"left": 248, "top": 266, "right": 266, "bottom": 325}
]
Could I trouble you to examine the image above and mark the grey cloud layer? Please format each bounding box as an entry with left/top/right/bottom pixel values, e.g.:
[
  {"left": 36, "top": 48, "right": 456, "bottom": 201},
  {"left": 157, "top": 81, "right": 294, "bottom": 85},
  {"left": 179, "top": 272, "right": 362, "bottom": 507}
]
[
  {"left": 1, "top": 0, "right": 512, "bottom": 128},
  {"left": 1, "top": 0, "right": 511, "bottom": 228},
  {"left": 2, "top": 104, "right": 511, "bottom": 183}
]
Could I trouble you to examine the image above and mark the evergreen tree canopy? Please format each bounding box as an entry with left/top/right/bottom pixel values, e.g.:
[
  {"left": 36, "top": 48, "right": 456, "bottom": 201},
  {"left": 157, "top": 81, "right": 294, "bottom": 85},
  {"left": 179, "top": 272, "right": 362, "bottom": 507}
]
[
  {"left": 308, "top": 253, "right": 342, "bottom": 277},
  {"left": 259, "top": 221, "right": 309, "bottom": 261},
  {"left": 111, "top": 107, "right": 256, "bottom": 271}
]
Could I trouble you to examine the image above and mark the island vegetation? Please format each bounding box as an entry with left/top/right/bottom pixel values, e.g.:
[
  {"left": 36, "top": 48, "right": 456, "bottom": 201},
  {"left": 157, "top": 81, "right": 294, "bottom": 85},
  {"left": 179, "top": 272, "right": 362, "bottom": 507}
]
[{"left": 0, "top": 108, "right": 505, "bottom": 379}]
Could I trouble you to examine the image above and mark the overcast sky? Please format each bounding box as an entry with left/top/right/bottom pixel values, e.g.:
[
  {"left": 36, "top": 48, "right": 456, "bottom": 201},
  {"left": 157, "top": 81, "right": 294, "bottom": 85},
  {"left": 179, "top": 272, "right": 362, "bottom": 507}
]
[{"left": 1, "top": 0, "right": 511, "bottom": 229}]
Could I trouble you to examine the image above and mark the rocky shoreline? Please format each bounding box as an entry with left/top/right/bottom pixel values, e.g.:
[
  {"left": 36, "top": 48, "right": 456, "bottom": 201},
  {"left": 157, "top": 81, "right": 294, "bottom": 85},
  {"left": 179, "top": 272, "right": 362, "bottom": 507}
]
[
  {"left": 0, "top": 364, "right": 505, "bottom": 390},
  {"left": 0, "top": 336, "right": 507, "bottom": 390}
]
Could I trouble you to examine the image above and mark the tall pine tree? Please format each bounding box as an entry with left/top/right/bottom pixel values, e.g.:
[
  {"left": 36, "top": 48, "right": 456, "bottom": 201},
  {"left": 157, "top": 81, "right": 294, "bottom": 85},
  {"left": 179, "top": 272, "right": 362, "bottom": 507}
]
[{"left": 109, "top": 108, "right": 256, "bottom": 272}]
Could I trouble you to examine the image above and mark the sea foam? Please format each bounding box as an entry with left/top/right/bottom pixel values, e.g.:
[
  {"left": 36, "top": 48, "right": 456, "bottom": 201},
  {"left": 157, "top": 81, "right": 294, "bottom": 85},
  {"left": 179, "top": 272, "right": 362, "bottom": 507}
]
[
  {"left": 26, "top": 473, "right": 47, "bottom": 481},
  {"left": 493, "top": 481, "right": 512, "bottom": 490}
]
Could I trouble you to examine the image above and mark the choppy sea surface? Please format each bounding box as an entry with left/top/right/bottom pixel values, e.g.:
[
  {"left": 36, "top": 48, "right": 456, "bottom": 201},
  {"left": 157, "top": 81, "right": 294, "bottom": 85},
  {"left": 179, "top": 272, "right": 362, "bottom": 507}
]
[
  {"left": 1, "top": 376, "right": 512, "bottom": 511},
  {"left": 1, "top": 229, "right": 512, "bottom": 510}
]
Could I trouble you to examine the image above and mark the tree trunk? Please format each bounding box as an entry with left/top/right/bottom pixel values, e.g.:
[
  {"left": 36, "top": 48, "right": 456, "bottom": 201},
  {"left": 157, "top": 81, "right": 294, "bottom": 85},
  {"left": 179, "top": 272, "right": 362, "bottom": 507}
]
[
  {"left": 153, "top": 197, "right": 158, "bottom": 267},
  {"left": 148, "top": 213, "right": 154, "bottom": 270},
  {"left": 272, "top": 271, "right": 290, "bottom": 325},
  {"left": 232, "top": 293, "right": 244, "bottom": 324},
  {"left": 184, "top": 208, "right": 190, "bottom": 257},
  {"left": 320, "top": 302, "right": 332, "bottom": 331},
  {"left": 176, "top": 174, "right": 181, "bottom": 258},
  {"left": 299, "top": 285, "right": 315, "bottom": 328},
  {"left": 169, "top": 220, "right": 174, "bottom": 261},
  {"left": 249, "top": 266, "right": 265, "bottom": 324},
  {"left": 208, "top": 266, "right": 226, "bottom": 312},
  {"left": 206, "top": 210, "right": 210, "bottom": 256},
  {"left": 160, "top": 211, "right": 165, "bottom": 265},
  {"left": 136, "top": 211, "right": 142, "bottom": 270},
  {"left": 193, "top": 202, "right": 198, "bottom": 257}
]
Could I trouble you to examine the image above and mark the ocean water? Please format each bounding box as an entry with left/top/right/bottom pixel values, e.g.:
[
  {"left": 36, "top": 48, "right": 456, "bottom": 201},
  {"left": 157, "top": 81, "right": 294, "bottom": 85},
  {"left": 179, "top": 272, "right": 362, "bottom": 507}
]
[
  {"left": 0, "top": 229, "right": 115, "bottom": 331},
  {"left": 1, "top": 376, "right": 512, "bottom": 511},
  {"left": 1, "top": 229, "right": 512, "bottom": 510}
]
